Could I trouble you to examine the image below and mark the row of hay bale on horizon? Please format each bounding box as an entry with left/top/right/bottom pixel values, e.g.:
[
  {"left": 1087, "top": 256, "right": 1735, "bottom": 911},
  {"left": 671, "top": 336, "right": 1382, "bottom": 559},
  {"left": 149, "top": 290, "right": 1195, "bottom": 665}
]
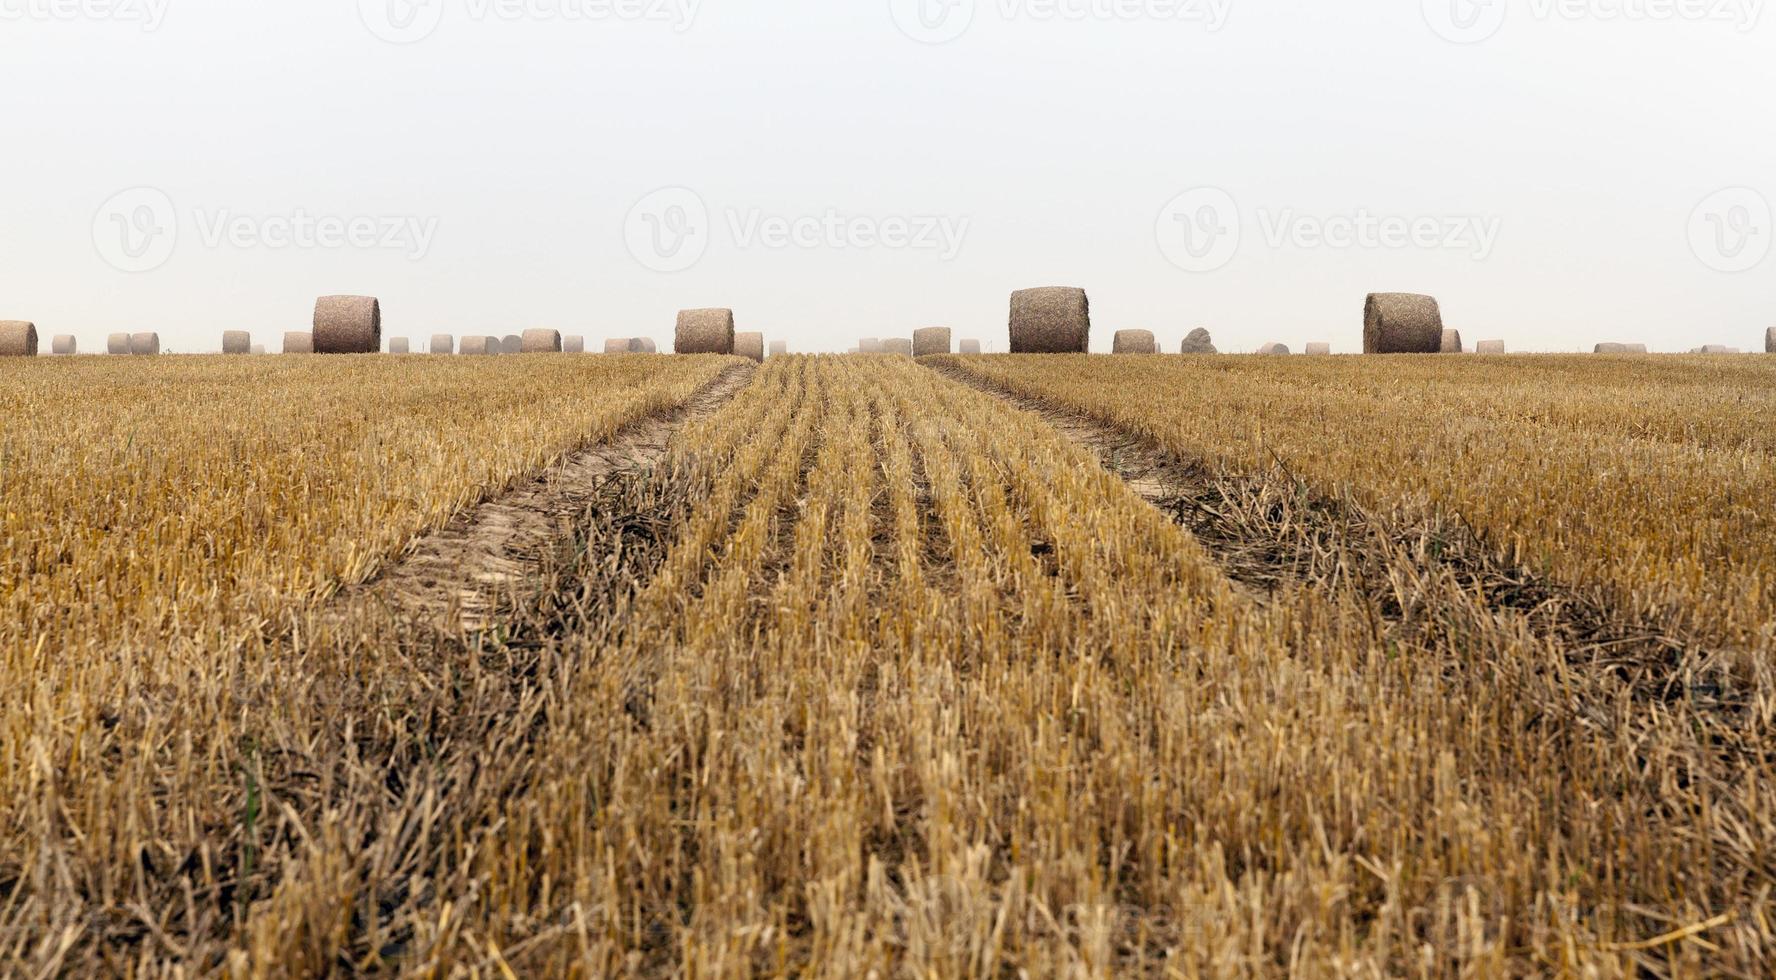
[{"left": 4, "top": 291, "right": 1775, "bottom": 358}]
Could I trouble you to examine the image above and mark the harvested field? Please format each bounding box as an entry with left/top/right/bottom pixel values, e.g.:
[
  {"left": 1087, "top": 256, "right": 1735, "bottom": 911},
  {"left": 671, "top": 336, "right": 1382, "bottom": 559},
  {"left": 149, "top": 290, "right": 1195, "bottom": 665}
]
[{"left": 2, "top": 352, "right": 1772, "bottom": 976}]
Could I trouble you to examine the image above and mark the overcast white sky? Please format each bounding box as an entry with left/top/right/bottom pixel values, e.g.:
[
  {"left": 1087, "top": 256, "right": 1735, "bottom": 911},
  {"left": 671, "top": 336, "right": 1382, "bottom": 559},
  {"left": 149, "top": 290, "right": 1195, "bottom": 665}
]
[{"left": 2, "top": 0, "right": 1772, "bottom": 353}]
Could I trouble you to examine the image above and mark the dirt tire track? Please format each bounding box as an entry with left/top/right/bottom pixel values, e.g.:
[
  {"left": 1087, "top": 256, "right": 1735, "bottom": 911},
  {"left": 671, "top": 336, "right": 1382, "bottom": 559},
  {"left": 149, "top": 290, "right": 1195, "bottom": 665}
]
[{"left": 333, "top": 363, "right": 755, "bottom": 632}]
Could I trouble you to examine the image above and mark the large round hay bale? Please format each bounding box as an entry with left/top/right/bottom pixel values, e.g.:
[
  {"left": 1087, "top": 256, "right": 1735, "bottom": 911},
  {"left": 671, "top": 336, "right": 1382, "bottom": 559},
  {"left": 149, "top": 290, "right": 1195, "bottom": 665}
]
[
  {"left": 734, "top": 332, "right": 765, "bottom": 363},
  {"left": 521, "top": 328, "right": 562, "bottom": 353},
  {"left": 1766, "top": 326, "right": 1775, "bottom": 353},
  {"left": 389, "top": 337, "right": 411, "bottom": 354},
  {"left": 222, "top": 330, "right": 251, "bottom": 354},
  {"left": 913, "top": 327, "right": 953, "bottom": 356},
  {"left": 1439, "top": 328, "right": 1464, "bottom": 353},
  {"left": 959, "top": 339, "right": 982, "bottom": 354},
  {"left": 52, "top": 335, "right": 77, "bottom": 355},
  {"left": 284, "top": 331, "right": 314, "bottom": 354},
  {"left": 675, "top": 309, "right": 735, "bottom": 354},
  {"left": 633, "top": 338, "right": 657, "bottom": 353},
  {"left": 1595, "top": 342, "right": 1648, "bottom": 354},
  {"left": 129, "top": 332, "right": 160, "bottom": 355},
  {"left": 460, "top": 336, "right": 489, "bottom": 355},
  {"left": 498, "top": 334, "right": 522, "bottom": 355},
  {"left": 1363, "top": 293, "right": 1443, "bottom": 354},
  {"left": 859, "top": 338, "right": 885, "bottom": 353},
  {"left": 1257, "top": 342, "right": 1290, "bottom": 355},
  {"left": 603, "top": 338, "right": 630, "bottom": 354},
  {"left": 1475, "top": 339, "right": 1506, "bottom": 354},
  {"left": 250, "top": 345, "right": 265, "bottom": 355},
  {"left": 884, "top": 338, "right": 913, "bottom": 356},
  {"left": 312, "top": 295, "right": 381, "bottom": 354},
  {"left": 1112, "top": 329, "right": 1156, "bottom": 354},
  {"left": 768, "top": 340, "right": 787, "bottom": 356},
  {"left": 1180, "top": 328, "right": 1217, "bottom": 354},
  {"left": 564, "top": 335, "right": 585, "bottom": 353},
  {"left": 1009, "top": 287, "right": 1090, "bottom": 353},
  {"left": 107, "top": 333, "right": 130, "bottom": 355},
  {"left": 1305, "top": 342, "right": 1331, "bottom": 356},
  {"left": 429, "top": 334, "right": 453, "bottom": 355},
  {"left": 0, "top": 321, "right": 38, "bottom": 356}
]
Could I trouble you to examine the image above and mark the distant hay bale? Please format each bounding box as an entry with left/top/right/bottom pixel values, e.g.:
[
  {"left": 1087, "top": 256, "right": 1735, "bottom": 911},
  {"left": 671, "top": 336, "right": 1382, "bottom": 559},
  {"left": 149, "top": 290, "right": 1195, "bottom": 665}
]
[
  {"left": 1305, "top": 342, "right": 1331, "bottom": 356},
  {"left": 1256, "top": 342, "right": 1290, "bottom": 355},
  {"left": 1363, "top": 293, "right": 1442, "bottom": 354},
  {"left": 1439, "top": 328, "right": 1463, "bottom": 354},
  {"left": 884, "top": 338, "right": 913, "bottom": 356},
  {"left": 430, "top": 334, "right": 453, "bottom": 355},
  {"left": 768, "top": 340, "right": 787, "bottom": 356},
  {"left": 389, "top": 337, "right": 411, "bottom": 354},
  {"left": 521, "top": 329, "right": 562, "bottom": 353},
  {"left": 1700, "top": 344, "right": 1734, "bottom": 354},
  {"left": 603, "top": 339, "right": 630, "bottom": 354},
  {"left": 222, "top": 330, "right": 251, "bottom": 354},
  {"left": 634, "top": 338, "right": 657, "bottom": 353},
  {"left": 859, "top": 338, "right": 885, "bottom": 353},
  {"left": 1180, "top": 328, "right": 1217, "bottom": 354},
  {"left": 250, "top": 345, "right": 265, "bottom": 355},
  {"left": 0, "top": 321, "right": 39, "bottom": 356},
  {"left": 1009, "top": 287, "right": 1090, "bottom": 353},
  {"left": 959, "top": 339, "right": 982, "bottom": 354},
  {"left": 913, "top": 327, "right": 953, "bottom": 356},
  {"left": 498, "top": 335, "right": 522, "bottom": 355},
  {"left": 108, "top": 333, "right": 130, "bottom": 355},
  {"left": 460, "top": 336, "right": 486, "bottom": 355},
  {"left": 564, "top": 336, "right": 585, "bottom": 353},
  {"left": 284, "top": 332, "right": 314, "bottom": 354},
  {"left": 1594, "top": 342, "right": 1648, "bottom": 354},
  {"left": 734, "top": 332, "right": 765, "bottom": 363},
  {"left": 129, "top": 332, "right": 160, "bottom": 356},
  {"left": 1767, "top": 326, "right": 1775, "bottom": 353},
  {"left": 1112, "top": 329, "right": 1156, "bottom": 354},
  {"left": 312, "top": 295, "right": 381, "bottom": 354},
  {"left": 1475, "top": 339, "right": 1506, "bottom": 354},
  {"left": 52, "top": 335, "right": 77, "bottom": 355},
  {"left": 675, "top": 308, "right": 736, "bottom": 354}
]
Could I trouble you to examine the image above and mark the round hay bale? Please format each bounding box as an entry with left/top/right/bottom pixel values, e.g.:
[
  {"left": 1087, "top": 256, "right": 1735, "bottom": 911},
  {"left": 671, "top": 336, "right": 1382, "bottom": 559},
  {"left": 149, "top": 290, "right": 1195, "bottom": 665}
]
[
  {"left": 734, "top": 332, "right": 765, "bottom": 363},
  {"left": 603, "top": 338, "right": 630, "bottom": 354},
  {"left": 1475, "top": 339, "right": 1506, "bottom": 354},
  {"left": 129, "top": 332, "right": 160, "bottom": 356},
  {"left": 913, "top": 327, "right": 953, "bottom": 357},
  {"left": 884, "top": 338, "right": 913, "bottom": 357},
  {"left": 521, "top": 329, "right": 562, "bottom": 353},
  {"left": 1305, "top": 342, "right": 1332, "bottom": 356},
  {"left": 1595, "top": 342, "right": 1648, "bottom": 354},
  {"left": 1180, "top": 327, "right": 1217, "bottom": 354},
  {"left": 52, "top": 335, "right": 77, "bottom": 355},
  {"left": 1009, "top": 287, "right": 1090, "bottom": 353},
  {"left": 1112, "top": 329, "right": 1156, "bottom": 354},
  {"left": 1256, "top": 342, "right": 1290, "bottom": 355},
  {"left": 284, "top": 331, "right": 314, "bottom": 354},
  {"left": 1766, "top": 326, "right": 1775, "bottom": 353},
  {"left": 564, "top": 336, "right": 585, "bottom": 354},
  {"left": 634, "top": 338, "right": 657, "bottom": 353},
  {"left": 768, "top": 340, "right": 788, "bottom": 356},
  {"left": 429, "top": 334, "right": 453, "bottom": 355},
  {"left": 312, "top": 295, "right": 381, "bottom": 354},
  {"left": 1363, "top": 293, "right": 1443, "bottom": 354},
  {"left": 859, "top": 338, "right": 885, "bottom": 353},
  {"left": 460, "top": 336, "right": 489, "bottom": 356},
  {"left": 1439, "top": 328, "right": 1464, "bottom": 354},
  {"left": 0, "top": 321, "right": 38, "bottom": 357},
  {"left": 251, "top": 345, "right": 265, "bottom": 355},
  {"left": 389, "top": 337, "right": 411, "bottom": 354},
  {"left": 959, "top": 339, "right": 982, "bottom": 354},
  {"left": 498, "top": 335, "right": 522, "bottom": 355},
  {"left": 675, "top": 309, "right": 735, "bottom": 354},
  {"left": 222, "top": 330, "right": 251, "bottom": 354},
  {"left": 107, "top": 333, "right": 131, "bottom": 355}
]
